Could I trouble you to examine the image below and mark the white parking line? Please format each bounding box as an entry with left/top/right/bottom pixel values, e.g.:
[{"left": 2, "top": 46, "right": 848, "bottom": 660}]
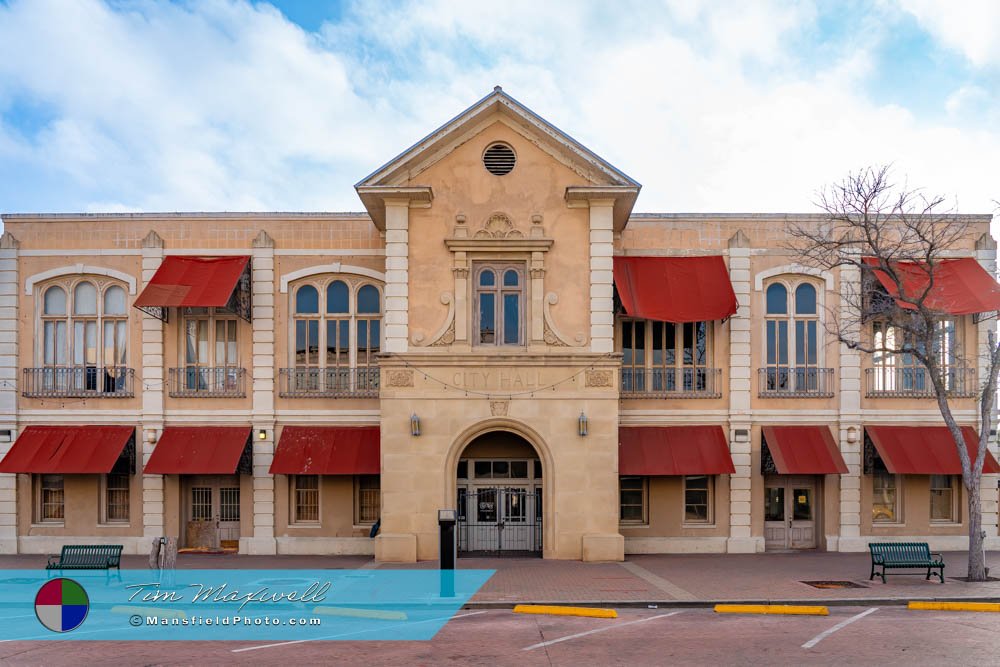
[
  {"left": 231, "top": 610, "right": 489, "bottom": 652},
  {"left": 522, "top": 611, "right": 684, "bottom": 651},
  {"left": 802, "top": 608, "right": 879, "bottom": 649}
]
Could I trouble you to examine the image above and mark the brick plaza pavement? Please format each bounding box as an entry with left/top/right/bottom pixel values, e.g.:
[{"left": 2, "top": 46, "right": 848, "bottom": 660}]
[{"left": 3, "top": 549, "right": 999, "bottom": 604}]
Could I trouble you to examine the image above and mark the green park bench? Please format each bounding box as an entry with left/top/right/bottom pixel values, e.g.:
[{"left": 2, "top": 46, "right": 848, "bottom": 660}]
[
  {"left": 869, "top": 542, "right": 944, "bottom": 584},
  {"left": 46, "top": 544, "right": 123, "bottom": 575}
]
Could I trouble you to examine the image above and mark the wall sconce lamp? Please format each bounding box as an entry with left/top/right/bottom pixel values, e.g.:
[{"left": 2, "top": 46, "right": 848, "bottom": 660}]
[
  {"left": 846, "top": 427, "right": 858, "bottom": 444},
  {"left": 578, "top": 412, "right": 589, "bottom": 437},
  {"left": 146, "top": 429, "right": 157, "bottom": 444},
  {"left": 258, "top": 429, "right": 267, "bottom": 441},
  {"left": 410, "top": 414, "right": 421, "bottom": 437}
]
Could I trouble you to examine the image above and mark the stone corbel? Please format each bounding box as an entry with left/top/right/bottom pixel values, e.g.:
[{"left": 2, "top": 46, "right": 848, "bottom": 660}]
[
  {"left": 411, "top": 292, "right": 455, "bottom": 346},
  {"left": 543, "top": 293, "right": 586, "bottom": 346}
]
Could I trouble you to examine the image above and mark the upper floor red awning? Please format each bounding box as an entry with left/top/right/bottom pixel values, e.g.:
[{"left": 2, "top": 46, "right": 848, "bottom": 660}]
[
  {"left": 619, "top": 425, "right": 735, "bottom": 475},
  {"left": 269, "top": 426, "right": 380, "bottom": 475},
  {"left": 613, "top": 256, "right": 738, "bottom": 322},
  {"left": 866, "top": 425, "right": 1000, "bottom": 474},
  {"left": 863, "top": 257, "right": 1000, "bottom": 315},
  {"left": 134, "top": 255, "right": 251, "bottom": 321},
  {"left": 0, "top": 425, "right": 134, "bottom": 474}
]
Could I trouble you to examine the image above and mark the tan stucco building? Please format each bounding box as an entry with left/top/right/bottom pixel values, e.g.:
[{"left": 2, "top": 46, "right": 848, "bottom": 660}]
[{"left": 0, "top": 88, "right": 997, "bottom": 561}]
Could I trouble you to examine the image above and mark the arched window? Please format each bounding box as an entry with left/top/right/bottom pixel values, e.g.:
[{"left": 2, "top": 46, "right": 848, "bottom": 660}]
[
  {"left": 763, "top": 279, "right": 822, "bottom": 394},
  {"left": 474, "top": 263, "right": 524, "bottom": 346},
  {"left": 37, "top": 279, "right": 129, "bottom": 395},
  {"left": 287, "top": 278, "right": 382, "bottom": 396}
]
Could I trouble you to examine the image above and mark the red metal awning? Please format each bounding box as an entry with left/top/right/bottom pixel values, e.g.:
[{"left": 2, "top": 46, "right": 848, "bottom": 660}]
[
  {"left": 866, "top": 425, "right": 1000, "bottom": 474},
  {"left": 143, "top": 426, "right": 251, "bottom": 475},
  {"left": 134, "top": 256, "right": 251, "bottom": 320},
  {"left": 863, "top": 257, "right": 1000, "bottom": 315},
  {"left": 0, "top": 426, "right": 134, "bottom": 474},
  {"left": 613, "top": 256, "right": 738, "bottom": 323},
  {"left": 619, "top": 426, "right": 735, "bottom": 475},
  {"left": 761, "top": 425, "right": 848, "bottom": 475},
  {"left": 270, "top": 426, "right": 380, "bottom": 475}
]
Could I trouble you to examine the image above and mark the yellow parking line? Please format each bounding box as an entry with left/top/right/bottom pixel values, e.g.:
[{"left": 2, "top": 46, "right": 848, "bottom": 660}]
[
  {"left": 714, "top": 604, "right": 828, "bottom": 616},
  {"left": 908, "top": 601, "right": 1000, "bottom": 613},
  {"left": 513, "top": 605, "right": 618, "bottom": 618},
  {"left": 313, "top": 606, "right": 408, "bottom": 621}
]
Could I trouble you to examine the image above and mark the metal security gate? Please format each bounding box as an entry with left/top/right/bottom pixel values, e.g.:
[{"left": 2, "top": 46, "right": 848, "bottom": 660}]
[{"left": 458, "top": 487, "right": 542, "bottom": 556}]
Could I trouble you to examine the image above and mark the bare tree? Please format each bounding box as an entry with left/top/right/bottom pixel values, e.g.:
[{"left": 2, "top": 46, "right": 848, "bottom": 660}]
[{"left": 788, "top": 165, "right": 1000, "bottom": 581}]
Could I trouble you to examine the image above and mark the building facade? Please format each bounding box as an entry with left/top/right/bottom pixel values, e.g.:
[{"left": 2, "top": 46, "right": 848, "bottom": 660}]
[{"left": 0, "top": 88, "right": 997, "bottom": 561}]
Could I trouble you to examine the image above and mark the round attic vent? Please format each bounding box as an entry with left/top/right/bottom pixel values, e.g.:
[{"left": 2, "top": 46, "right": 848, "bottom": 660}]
[{"left": 483, "top": 143, "right": 516, "bottom": 176}]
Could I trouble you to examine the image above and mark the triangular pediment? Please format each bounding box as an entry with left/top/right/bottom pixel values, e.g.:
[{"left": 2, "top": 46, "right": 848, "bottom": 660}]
[{"left": 356, "top": 87, "right": 640, "bottom": 191}]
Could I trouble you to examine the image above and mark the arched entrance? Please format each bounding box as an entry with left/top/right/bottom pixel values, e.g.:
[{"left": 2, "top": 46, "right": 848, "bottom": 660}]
[{"left": 456, "top": 430, "right": 542, "bottom": 557}]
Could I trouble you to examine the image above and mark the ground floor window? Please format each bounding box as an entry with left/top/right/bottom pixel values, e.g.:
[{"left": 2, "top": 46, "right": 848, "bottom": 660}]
[
  {"left": 292, "top": 475, "right": 320, "bottom": 524},
  {"left": 683, "top": 475, "right": 713, "bottom": 524},
  {"left": 36, "top": 474, "right": 64, "bottom": 523},
  {"left": 619, "top": 476, "right": 647, "bottom": 525},
  {"left": 101, "top": 473, "right": 130, "bottom": 524},
  {"left": 930, "top": 475, "right": 958, "bottom": 523},
  {"left": 872, "top": 473, "right": 900, "bottom": 524},
  {"left": 355, "top": 475, "right": 380, "bottom": 524}
]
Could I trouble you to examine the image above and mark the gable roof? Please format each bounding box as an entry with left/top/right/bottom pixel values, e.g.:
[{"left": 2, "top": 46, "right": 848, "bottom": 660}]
[{"left": 355, "top": 86, "right": 641, "bottom": 190}]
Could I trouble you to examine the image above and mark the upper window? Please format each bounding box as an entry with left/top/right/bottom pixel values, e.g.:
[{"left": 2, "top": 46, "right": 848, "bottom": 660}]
[
  {"left": 762, "top": 279, "right": 825, "bottom": 395},
  {"left": 170, "top": 307, "right": 245, "bottom": 397},
  {"left": 870, "top": 319, "right": 963, "bottom": 396},
  {"left": 34, "top": 279, "right": 130, "bottom": 397},
  {"left": 284, "top": 278, "right": 382, "bottom": 396},
  {"left": 619, "top": 319, "right": 715, "bottom": 396},
  {"left": 474, "top": 263, "right": 524, "bottom": 346}
]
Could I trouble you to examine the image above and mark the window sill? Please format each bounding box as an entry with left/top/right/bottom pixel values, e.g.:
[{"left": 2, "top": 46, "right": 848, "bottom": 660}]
[
  {"left": 929, "top": 521, "right": 961, "bottom": 527},
  {"left": 96, "top": 523, "right": 131, "bottom": 528},
  {"left": 31, "top": 523, "right": 65, "bottom": 528},
  {"left": 682, "top": 522, "right": 717, "bottom": 529},
  {"left": 872, "top": 522, "right": 906, "bottom": 528},
  {"left": 618, "top": 522, "right": 649, "bottom": 529},
  {"left": 289, "top": 522, "right": 322, "bottom": 528}
]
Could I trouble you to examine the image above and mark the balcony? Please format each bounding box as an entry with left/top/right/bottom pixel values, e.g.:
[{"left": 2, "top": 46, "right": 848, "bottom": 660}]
[
  {"left": 279, "top": 367, "right": 380, "bottom": 399},
  {"left": 620, "top": 368, "right": 722, "bottom": 399},
  {"left": 22, "top": 367, "right": 134, "bottom": 398},
  {"left": 758, "top": 367, "right": 835, "bottom": 398},
  {"left": 168, "top": 367, "right": 246, "bottom": 398},
  {"left": 865, "top": 367, "right": 976, "bottom": 398}
]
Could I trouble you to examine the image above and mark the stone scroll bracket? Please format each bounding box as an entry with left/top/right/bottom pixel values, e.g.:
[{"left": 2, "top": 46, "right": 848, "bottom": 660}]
[
  {"left": 411, "top": 292, "right": 455, "bottom": 346},
  {"left": 544, "top": 292, "right": 586, "bottom": 347}
]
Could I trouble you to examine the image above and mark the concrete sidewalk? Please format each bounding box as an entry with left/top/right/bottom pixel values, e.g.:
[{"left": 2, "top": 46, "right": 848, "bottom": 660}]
[{"left": 3, "top": 551, "right": 998, "bottom": 606}]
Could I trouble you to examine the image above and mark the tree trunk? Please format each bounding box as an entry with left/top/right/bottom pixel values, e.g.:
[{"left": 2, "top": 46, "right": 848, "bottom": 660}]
[{"left": 967, "top": 474, "right": 987, "bottom": 581}]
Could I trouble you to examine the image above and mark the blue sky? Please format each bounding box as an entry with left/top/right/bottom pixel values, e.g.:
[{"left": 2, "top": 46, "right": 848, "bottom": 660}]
[{"left": 0, "top": 0, "right": 997, "bottom": 217}]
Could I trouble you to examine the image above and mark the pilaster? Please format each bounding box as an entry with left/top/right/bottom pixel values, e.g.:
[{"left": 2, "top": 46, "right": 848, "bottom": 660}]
[
  {"left": 0, "top": 233, "right": 18, "bottom": 553},
  {"left": 976, "top": 234, "right": 999, "bottom": 546},
  {"left": 588, "top": 200, "right": 615, "bottom": 354},
  {"left": 384, "top": 200, "right": 410, "bottom": 354},
  {"left": 726, "top": 231, "right": 760, "bottom": 552},
  {"left": 140, "top": 231, "right": 165, "bottom": 539},
  {"left": 838, "top": 257, "right": 863, "bottom": 547}
]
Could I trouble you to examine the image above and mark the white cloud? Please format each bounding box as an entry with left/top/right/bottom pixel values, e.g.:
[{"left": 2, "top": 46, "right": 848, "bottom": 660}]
[
  {"left": 0, "top": 0, "right": 996, "bottom": 220},
  {"left": 897, "top": 0, "right": 1000, "bottom": 67}
]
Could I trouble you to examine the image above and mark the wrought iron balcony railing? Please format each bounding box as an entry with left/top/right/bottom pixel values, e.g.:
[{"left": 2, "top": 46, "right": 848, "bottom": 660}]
[
  {"left": 620, "top": 367, "right": 722, "bottom": 398},
  {"left": 279, "top": 367, "right": 380, "bottom": 398},
  {"left": 865, "top": 367, "right": 976, "bottom": 398},
  {"left": 758, "top": 367, "right": 835, "bottom": 398},
  {"left": 22, "top": 366, "right": 134, "bottom": 398},
  {"left": 168, "top": 367, "right": 246, "bottom": 398}
]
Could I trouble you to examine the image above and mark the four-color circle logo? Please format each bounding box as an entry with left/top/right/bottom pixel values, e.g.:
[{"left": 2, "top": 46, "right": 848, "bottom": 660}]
[{"left": 35, "top": 578, "right": 89, "bottom": 632}]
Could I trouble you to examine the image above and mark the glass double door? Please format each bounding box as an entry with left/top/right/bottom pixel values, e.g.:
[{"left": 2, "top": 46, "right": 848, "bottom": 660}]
[
  {"left": 764, "top": 475, "right": 816, "bottom": 550},
  {"left": 186, "top": 475, "right": 241, "bottom": 548}
]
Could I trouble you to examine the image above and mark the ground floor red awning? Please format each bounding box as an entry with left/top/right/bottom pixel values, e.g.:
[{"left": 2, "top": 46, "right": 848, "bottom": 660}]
[
  {"left": 619, "top": 426, "right": 735, "bottom": 475},
  {"left": 761, "top": 426, "right": 848, "bottom": 475},
  {"left": 143, "top": 426, "right": 252, "bottom": 475},
  {"left": 0, "top": 425, "right": 134, "bottom": 474},
  {"left": 269, "top": 426, "right": 380, "bottom": 475},
  {"left": 865, "top": 425, "right": 1000, "bottom": 474},
  {"left": 613, "top": 256, "right": 738, "bottom": 323}
]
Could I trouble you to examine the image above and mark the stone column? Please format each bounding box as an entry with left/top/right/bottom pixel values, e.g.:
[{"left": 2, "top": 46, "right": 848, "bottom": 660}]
[
  {"left": 838, "top": 256, "right": 863, "bottom": 551},
  {"left": 589, "top": 200, "right": 615, "bottom": 354},
  {"left": 976, "top": 233, "right": 1000, "bottom": 548},
  {"left": 140, "top": 231, "right": 166, "bottom": 543},
  {"left": 0, "top": 233, "right": 18, "bottom": 553},
  {"left": 726, "top": 230, "right": 759, "bottom": 552},
  {"left": 244, "top": 231, "right": 277, "bottom": 555},
  {"left": 384, "top": 201, "right": 410, "bottom": 354}
]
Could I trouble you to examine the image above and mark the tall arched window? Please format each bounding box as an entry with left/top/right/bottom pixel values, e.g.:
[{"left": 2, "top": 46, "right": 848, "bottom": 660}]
[
  {"left": 474, "top": 263, "right": 524, "bottom": 346},
  {"left": 37, "top": 279, "right": 129, "bottom": 395},
  {"left": 763, "top": 279, "right": 822, "bottom": 394},
  {"left": 286, "top": 278, "right": 382, "bottom": 396}
]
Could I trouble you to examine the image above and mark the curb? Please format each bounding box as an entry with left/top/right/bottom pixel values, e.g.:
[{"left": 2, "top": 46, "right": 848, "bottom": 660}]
[{"left": 463, "top": 596, "right": 1000, "bottom": 610}]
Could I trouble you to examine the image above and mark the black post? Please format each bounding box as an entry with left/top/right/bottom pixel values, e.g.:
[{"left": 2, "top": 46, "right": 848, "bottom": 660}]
[{"left": 438, "top": 509, "right": 457, "bottom": 597}]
